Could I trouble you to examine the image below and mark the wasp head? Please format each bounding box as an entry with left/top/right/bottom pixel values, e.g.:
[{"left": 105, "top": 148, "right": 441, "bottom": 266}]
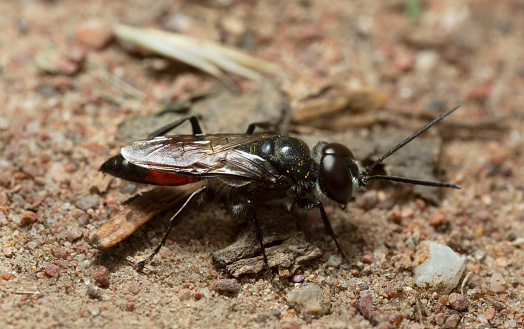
[{"left": 313, "top": 142, "right": 363, "bottom": 205}]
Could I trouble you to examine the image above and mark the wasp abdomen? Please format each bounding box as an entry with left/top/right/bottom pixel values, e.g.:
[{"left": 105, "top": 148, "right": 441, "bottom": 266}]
[{"left": 99, "top": 154, "right": 197, "bottom": 186}]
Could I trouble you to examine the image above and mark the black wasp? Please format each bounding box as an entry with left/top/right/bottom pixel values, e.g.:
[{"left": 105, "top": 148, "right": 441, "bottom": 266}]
[{"left": 100, "top": 105, "right": 461, "bottom": 284}]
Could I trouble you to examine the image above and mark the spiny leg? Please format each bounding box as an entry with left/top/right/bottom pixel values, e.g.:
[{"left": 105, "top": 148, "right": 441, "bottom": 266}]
[
  {"left": 300, "top": 199, "right": 360, "bottom": 270},
  {"left": 311, "top": 200, "right": 347, "bottom": 260},
  {"left": 136, "top": 185, "right": 210, "bottom": 271},
  {"left": 245, "top": 200, "right": 283, "bottom": 290},
  {"left": 147, "top": 115, "right": 204, "bottom": 138},
  {"left": 150, "top": 115, "right": 278, "bottom": 136},
  {"left": 246, "top": 101, "right": 290, "bottom": 134},
  {"left": 245, "top": 122, "right": 277, "bottom": 134}
]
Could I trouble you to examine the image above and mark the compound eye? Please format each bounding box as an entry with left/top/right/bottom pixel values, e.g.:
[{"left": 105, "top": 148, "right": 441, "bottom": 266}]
[
  {"left": 322, "top": 143, "right": 354, "bottom": 159},
  {"left": 320, "top": 153, "right": 352, "bottom": 204}
]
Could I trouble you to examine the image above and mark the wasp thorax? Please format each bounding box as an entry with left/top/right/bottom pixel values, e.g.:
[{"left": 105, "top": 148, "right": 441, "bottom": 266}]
[{"left": 253, "top": 136, "right": 313, "bottom": 181}]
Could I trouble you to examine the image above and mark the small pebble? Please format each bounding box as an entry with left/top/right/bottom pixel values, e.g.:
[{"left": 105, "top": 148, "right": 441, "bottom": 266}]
[
  {"left": 428, "top": 210, "right": 444, "bottom": 227},
  {"left": 179, "top": 290, "right": 192, "bottom": 301},
  {"left": 75, "top": 195, "right": 100, "bottom": 211},
  {"left": 369, "top": 311, "right": 389, "bottom": 326},
  {"left": 415, "top": 50, "right": 439, "bottom": 74},
  {"left": 475, "top": 210, "right": 490, "bottom": 222},
  {"left": 375, "top": 321, "right": 390, "bottom": 329},
  {"left": 272, "top": 309, "right": 281, "bottom": 316},
  {"left": 21, "top": 163, "right": 39, "bottom": 178},
  {"left": 435, "top": 312, "right": 446, "bottom": 325},
  {"left": 401, "top": 207, "right": 414, "bottom": 219},
  {"left": 128, "top": 281, "right": 140, "bottom": 295},
  {"left": 4, "top": 247, "right": 15, "bottom": 258},
  {"left": 77, "top": 212, "right": 90, "bottom": 227},
  {"left": 281, "top": 321, "right": 300, "bottom": 329},
  {"left": 291, "top": 274, "right": 304, "bottom": 283},
  {"left": 0, "top": 194, "right": 7, "bottom": 207},
  {"left": 413, "top": 241, "right": 465, "bottom": 294},
  {"left": 66, "top": 225, "right": 83, "bottom": 242},
  {"left": 391, "top": 253, "right": 411, "bottom": 270},
  {"left": 394, "top": 53, "right": 415, "bottom": 72},
  {"left": 87, "top": 286, "right": 103, "bottom": 300},
  {"left": 158, "top": 246, "right": 173, "bottom": 259},
  {"left": 21, "top": 210, "right": 38, "bottom": 224},
  {"left": 404, "top": 234, "right": 419, "bottom": 250},
  {"left": 359, "top": 294, "right": 373, "bottom": 318},
  {"left": 386, "top": 312, "right": 400, "bottom": 324},
  {"left": 75, "top": 19, "right": 113, "bottom": 50},
  {"left": 401, "top": 248, "right": 415, "bottom": 260},
  {"left": 496, "top": 257, "right": 509, "bottom": 268},
  {"left": 444, "top": 313, "right": 460, "bottom": 328},
  {"left": 386, "top": 206, "right": 401, "bottom": 223},
  {"left": 52, "top": 248, "right": 67, "bottom": 259},
  {"left": 125, "top": 302, "right": 135, "bottom": 312},
  {"left": 255, "top": 314, "right": 269, "bottom": 323},
  {"left": 386, "top": 285, "right": 398, "bottom": 298},
  {"left": 211, "top": 279, "right": 240, "bottom": 296},
  {"left": 2, "top": 272, "right": 13, "bottom": 280},
  {"left": 356, "top": 190, "right": 378, "bottom": 210},
  {"left": 326, "top": 255, "right": 342, "bottom": 268},
  {"left": 287, "top": 283, "right": 329, "bottom": 317},
  {"left": 415, "top": 198, "right": 426, "bottom": 211},
  {"left": 44, "top": 263, "right": 60, "bottom": 278},
  {"left": 360, "top": 251, "right": 374, "bottom": 264},
  {"left": 447, "top": 293, "right": 468, "bottom": 311},
  {"left": 467, "top": 82, "right": 491, "bottom": 101},
  {"left": 505, "top": 231, "right": 517, "bottom": 241},
  {"left": 490, "top": 272, "right": 506, "bottom": 293},
  {"left": 485, "top": 306, "right": 496, "bottom": 321},
  {"left": 189, "top": 276, "right": 201, "bottom": 283},
  {"left": 68, "top": 45, "right": 88, "bottom": 64},
  {"left": 93, "top": 266, "right": 110, "bottom": 286}
]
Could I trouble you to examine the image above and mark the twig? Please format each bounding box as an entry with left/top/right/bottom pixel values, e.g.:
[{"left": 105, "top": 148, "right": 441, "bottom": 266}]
[{"left": 461, "top": 272, "right": 472, "bottom": 295}]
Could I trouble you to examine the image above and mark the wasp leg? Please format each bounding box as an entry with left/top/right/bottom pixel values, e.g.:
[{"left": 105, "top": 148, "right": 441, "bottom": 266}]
[
  {"left": 136, "top": 185, "right": 210, "bottom": 271},
  {"left": 147, "top": 115, "right": 204, "bottom": 138},
  {"left": 245, "top": 101, "right": 290, "bottom": 134},
  {"left": 245, "top": 200, "right": 283, "bottom": 290},
  {"left": 314, "top": 201, "right": 348, "bottom": 259},
  {"left": 298, "top": 199, "right": 360, "bottom": 270},
  {"left": 245, "top": 122, "right": 277, "bottom": 134}
]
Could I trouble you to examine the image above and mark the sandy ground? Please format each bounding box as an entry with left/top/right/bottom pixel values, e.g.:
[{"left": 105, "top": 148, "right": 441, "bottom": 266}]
[{"left": 1, "top": 1, "right": 524, "bottom": 328}]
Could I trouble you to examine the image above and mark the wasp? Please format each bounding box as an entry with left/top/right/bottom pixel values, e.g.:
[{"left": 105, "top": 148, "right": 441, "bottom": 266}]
[{"left": 99, "top": 105, "right": 461, "bottom": 284}]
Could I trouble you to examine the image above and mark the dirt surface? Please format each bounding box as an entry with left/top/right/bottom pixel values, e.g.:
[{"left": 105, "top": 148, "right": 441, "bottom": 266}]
[{"left": 1, "top": 1, "right": 524, "bottom": 328}]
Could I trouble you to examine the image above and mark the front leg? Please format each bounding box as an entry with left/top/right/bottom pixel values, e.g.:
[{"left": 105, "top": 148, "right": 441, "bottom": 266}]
[{"left": 297, "top": 198, "right": 348, "bottom": 261}]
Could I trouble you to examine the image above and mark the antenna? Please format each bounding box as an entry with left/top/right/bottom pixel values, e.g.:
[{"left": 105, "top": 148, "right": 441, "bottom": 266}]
[
  {"left": 360, "top": 105, "right": 461, "bottom": 189},
  {"left": 363, "top": 175, "right": 461, "bottom": 189},
  {"left": 362, "top": 104, "right": 460, "bottom": 176}
]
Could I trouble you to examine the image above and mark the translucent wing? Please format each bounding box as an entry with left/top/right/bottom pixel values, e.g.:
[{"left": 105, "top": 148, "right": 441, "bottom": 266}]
[{"left": 121, "top": 134, "right": 281, "bottom": 184}]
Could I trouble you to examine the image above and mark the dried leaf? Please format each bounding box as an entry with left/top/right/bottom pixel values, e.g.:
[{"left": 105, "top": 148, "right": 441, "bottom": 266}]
[
  {"left": 292, "top": 86, "right": 388, "bottom": 129},
  {"left": 90, "top": 186, "right": 196, "bottom": 249},
  {"left": 113, "top": 24, "right": 281, "bottom": 86}
]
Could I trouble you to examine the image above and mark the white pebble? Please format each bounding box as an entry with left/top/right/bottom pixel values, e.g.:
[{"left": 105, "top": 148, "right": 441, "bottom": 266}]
[
  {"left": 413, "top": 241, "right": 465, "bottom": 294},
  {"left": 490, "top": 272, "right": 507, "bottom": 293}
]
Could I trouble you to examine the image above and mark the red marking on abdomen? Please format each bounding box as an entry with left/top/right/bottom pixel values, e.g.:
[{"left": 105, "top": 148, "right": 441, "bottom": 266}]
[{"left": 145, "top": 170, "right": 198, "bottom": 186}]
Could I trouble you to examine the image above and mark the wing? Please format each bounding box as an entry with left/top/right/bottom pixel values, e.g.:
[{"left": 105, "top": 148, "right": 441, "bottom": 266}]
[{"left": 120, "top": 134, "right": 282, "bottom": 184}]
